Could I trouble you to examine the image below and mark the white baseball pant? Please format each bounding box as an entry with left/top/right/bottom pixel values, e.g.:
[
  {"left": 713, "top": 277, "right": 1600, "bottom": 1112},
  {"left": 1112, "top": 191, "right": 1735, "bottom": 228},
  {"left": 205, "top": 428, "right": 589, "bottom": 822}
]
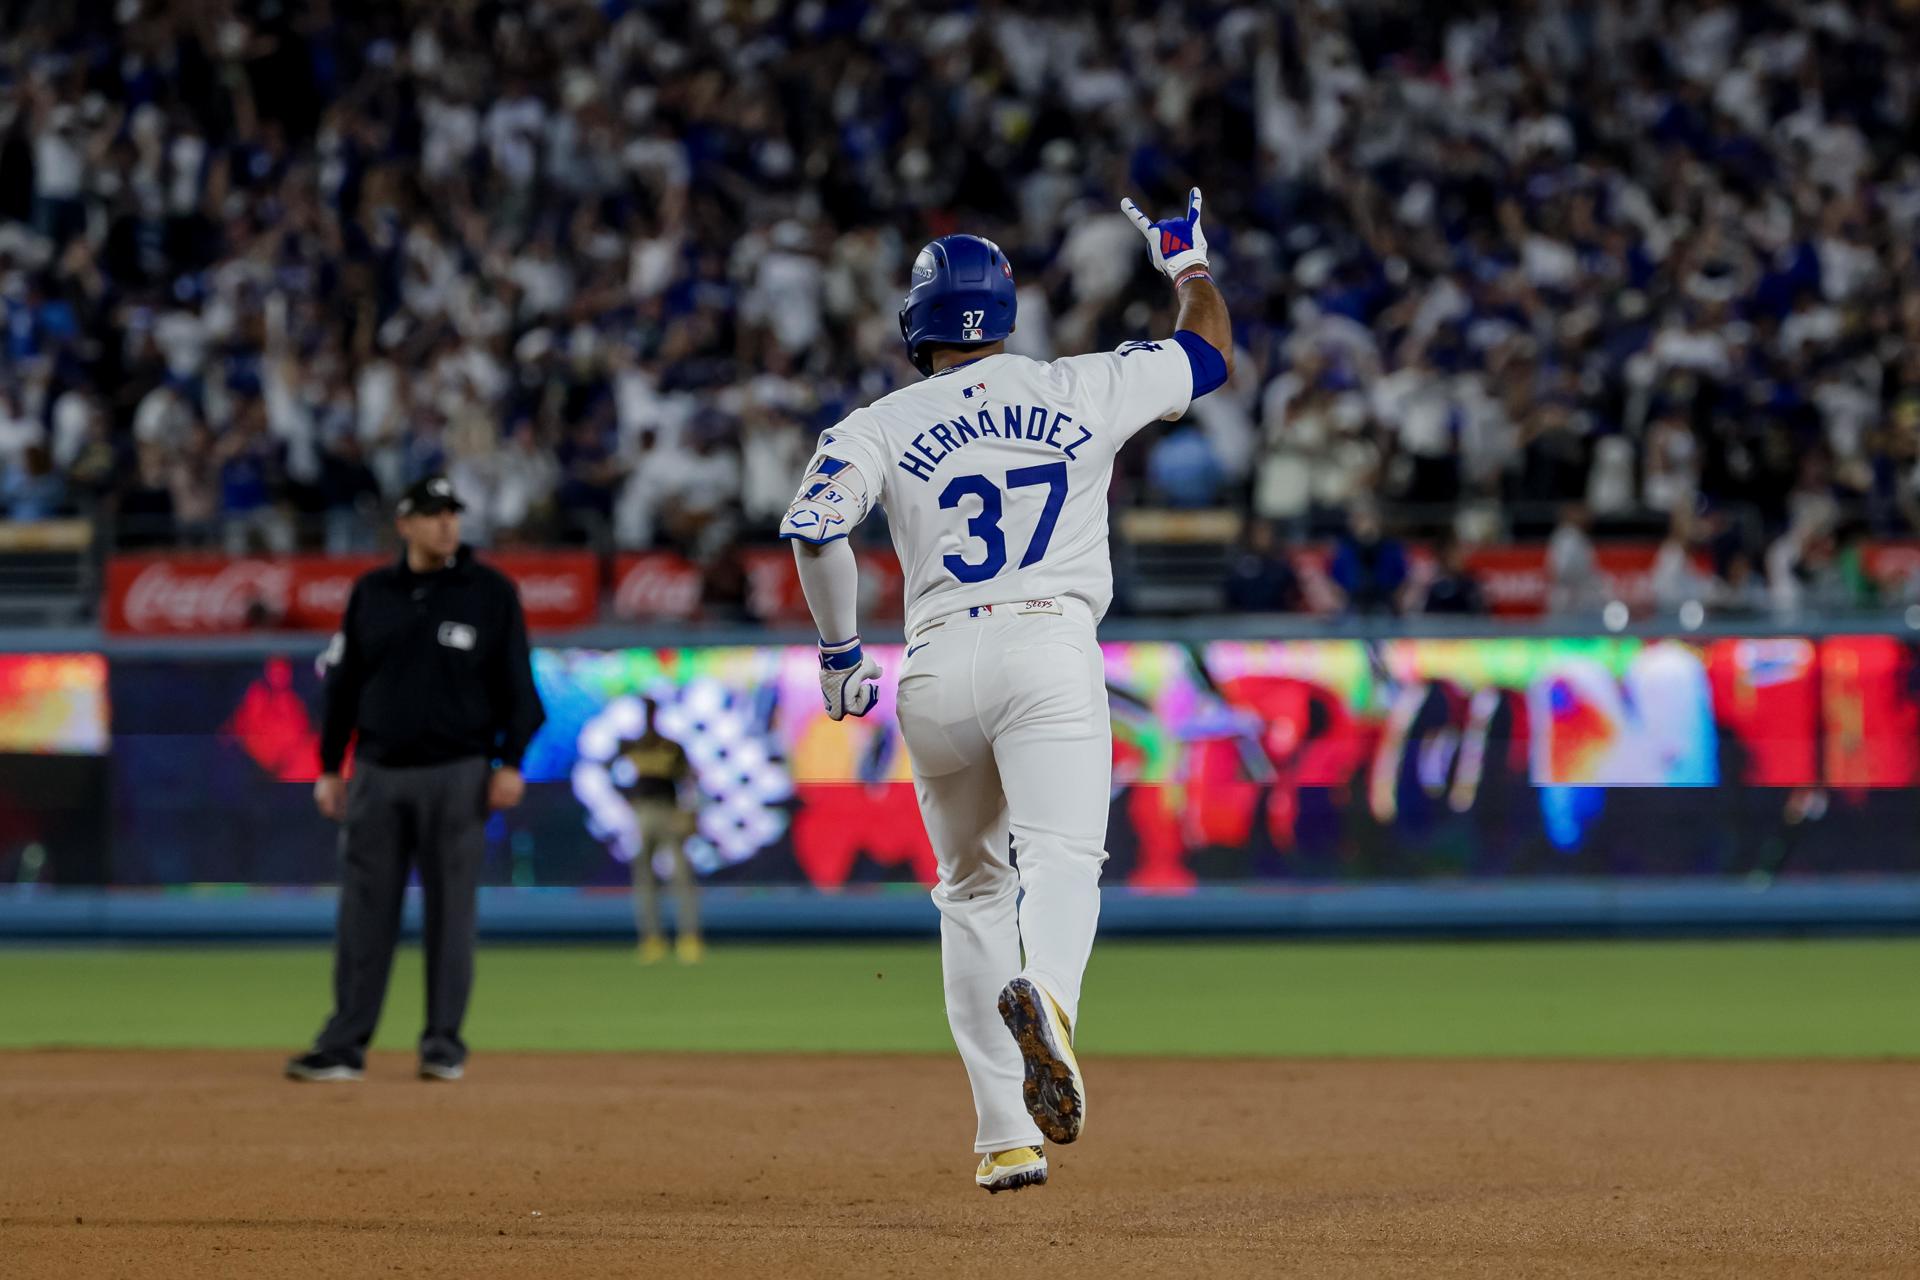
[{"left": 895, "top": 597, "right": 1110, "bottom": 1153}]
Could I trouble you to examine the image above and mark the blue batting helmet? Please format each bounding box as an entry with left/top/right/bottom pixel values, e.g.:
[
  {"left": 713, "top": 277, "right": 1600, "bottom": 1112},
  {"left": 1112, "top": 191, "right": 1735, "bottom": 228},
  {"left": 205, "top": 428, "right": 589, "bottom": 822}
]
[{"left": 897, "top": 235, "right": 1016, "bottom": 375}]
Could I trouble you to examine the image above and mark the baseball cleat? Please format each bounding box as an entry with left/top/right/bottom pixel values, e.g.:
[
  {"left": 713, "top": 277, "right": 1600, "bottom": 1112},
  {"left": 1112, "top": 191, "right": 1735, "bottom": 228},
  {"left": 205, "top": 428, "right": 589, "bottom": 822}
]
[
  {"left": 418, "top": 1058, "right": 465, "bottom": 1081},
  {"left": 975, "top": 1145, "right": 1048, "bottom": 1194},
  {"left": 284, "top": 1050, "right": 364, "bottom": 1082},
  {"left": 998, "top": 978, "right": 1086, "bottom": 1144}
]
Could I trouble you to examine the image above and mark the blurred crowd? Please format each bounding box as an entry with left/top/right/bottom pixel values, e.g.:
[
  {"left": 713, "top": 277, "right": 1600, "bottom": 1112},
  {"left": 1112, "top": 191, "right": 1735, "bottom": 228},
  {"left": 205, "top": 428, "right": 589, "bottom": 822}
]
[{"left": 3, "top": 0, "right": 1920, "bottom": 615}]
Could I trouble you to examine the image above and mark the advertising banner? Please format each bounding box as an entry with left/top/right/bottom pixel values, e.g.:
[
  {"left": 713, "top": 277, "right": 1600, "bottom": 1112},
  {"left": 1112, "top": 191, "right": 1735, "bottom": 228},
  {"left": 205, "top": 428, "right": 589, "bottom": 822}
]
[
  {"left": 102, "top": 552, "right": 600, "bottom": 634},
  {"left": 609, "top": 553, "right": 705, "bottom": 621},
  {"left": 610, "top": 548, "right": 906, "bottom": 623},
  {"left": 1282, "top": 543, "right": 1676, "bottom": 616},
  {"left": 102, "top": 539, "right": 1920, "bottom": 629}
]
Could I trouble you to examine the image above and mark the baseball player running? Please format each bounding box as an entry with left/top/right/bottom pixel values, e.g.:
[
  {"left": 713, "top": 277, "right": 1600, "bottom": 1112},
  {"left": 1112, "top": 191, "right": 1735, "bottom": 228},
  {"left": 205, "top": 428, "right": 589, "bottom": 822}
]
[{"left": 784, "top": 191, "right": 1231, "bottom": 1193}]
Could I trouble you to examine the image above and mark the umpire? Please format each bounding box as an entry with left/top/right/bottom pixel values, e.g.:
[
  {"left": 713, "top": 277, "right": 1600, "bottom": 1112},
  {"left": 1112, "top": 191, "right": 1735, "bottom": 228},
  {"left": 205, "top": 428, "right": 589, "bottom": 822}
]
[{"left": 286, "top": 476, "right": 546, "bottom": 1083}]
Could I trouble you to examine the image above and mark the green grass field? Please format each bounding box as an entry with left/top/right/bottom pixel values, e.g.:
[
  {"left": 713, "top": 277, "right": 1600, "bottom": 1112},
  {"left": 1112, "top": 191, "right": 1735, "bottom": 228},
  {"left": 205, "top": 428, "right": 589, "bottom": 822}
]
[{"left": 3, "top": 939, "right": 1917, "bottom": 1057}]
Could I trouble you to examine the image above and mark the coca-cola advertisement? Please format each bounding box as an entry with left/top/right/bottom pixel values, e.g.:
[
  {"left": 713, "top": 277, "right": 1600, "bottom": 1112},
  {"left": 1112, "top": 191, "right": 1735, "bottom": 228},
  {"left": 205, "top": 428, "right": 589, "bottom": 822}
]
[
  {"left": 106, "top": 539, "right": 1920, "bottom": 635},
  {"left": 609, "top": 553, "right": 705, "bottom": 621},
  {"left": 104, "top": 552, "right": 600, "bottom": 634},
  {"left": 610, "top": 548, "right": 906, "bottom": 623},
  {"left": 488, "top": 552, "right": 599, "bottom": 627}
]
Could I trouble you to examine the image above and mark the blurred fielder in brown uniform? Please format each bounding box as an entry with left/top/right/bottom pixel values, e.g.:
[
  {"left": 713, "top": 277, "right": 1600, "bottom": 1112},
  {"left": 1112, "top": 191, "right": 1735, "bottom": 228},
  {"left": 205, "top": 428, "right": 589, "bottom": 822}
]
[{"left": 616, "top": 699, "right": 703, "bottom": 964}]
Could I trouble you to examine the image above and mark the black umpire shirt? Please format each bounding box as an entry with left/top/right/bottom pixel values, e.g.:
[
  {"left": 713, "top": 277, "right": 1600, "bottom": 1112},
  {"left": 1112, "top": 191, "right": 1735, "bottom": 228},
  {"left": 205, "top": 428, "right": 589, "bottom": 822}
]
[{"left": 319, "top": 545, "right": 547, "bottom": 773}]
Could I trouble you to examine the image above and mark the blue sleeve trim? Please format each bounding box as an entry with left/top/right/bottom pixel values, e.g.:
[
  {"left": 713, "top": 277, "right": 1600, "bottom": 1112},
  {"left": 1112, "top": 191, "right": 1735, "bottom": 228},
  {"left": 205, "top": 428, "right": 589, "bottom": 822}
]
[
  {"left": 778, "top": 529, "right": 851, "bottom": 546},
  {"left": 1172, "top": 329, "right": 1228, "bottom": 398}
]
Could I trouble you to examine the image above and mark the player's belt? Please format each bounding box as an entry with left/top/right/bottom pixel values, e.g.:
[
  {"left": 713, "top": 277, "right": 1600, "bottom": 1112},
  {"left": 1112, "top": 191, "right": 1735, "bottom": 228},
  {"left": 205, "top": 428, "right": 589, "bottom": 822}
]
[{"left": 913, "top": 597, "right": 1075, "bottom": 636}]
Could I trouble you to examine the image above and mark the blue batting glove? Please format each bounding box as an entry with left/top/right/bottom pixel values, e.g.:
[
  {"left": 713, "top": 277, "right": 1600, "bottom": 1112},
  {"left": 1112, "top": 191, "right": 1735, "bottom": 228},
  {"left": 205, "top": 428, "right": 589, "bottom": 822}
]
[
  {"left": 818, "top": 636, "right": 882, "bottom": 720},
  {"left": 1121, "top": 187, "right": 1210, "bottom": 282}
]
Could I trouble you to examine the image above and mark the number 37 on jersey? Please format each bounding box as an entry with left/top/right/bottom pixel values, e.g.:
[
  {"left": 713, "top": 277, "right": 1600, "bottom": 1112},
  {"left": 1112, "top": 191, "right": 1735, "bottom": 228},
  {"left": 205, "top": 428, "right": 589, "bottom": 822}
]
[{"left": 778, "top": 340, "right": 1198, "bottom": 626}]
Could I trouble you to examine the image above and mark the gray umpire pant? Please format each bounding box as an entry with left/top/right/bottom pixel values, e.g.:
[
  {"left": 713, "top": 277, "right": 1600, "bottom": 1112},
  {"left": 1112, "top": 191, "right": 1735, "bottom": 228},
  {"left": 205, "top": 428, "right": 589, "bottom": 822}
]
[{"left": 315, "top": 757, "right": 489, "bottom": 1066}]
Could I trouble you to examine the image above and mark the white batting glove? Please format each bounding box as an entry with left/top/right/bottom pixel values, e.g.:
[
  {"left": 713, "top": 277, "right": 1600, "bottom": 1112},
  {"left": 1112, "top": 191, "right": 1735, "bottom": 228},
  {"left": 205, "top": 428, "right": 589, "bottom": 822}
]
[
  {"left": 818, "top": 636, "right": 882, "bottom": 720},
  {"left": 1121, "top": 187, "right": 1210, "bottom": 282}
]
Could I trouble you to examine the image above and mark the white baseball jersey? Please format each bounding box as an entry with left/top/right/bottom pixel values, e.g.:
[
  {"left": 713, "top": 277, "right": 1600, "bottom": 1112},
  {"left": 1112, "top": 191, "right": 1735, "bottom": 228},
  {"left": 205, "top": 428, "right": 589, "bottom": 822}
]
[{"left": 780, "top": 344, "right": 1195, "bottom": 633}]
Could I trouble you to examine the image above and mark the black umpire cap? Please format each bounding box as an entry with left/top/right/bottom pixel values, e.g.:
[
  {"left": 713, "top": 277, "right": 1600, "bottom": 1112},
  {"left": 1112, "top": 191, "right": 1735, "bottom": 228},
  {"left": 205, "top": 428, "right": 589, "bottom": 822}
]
[{"left": 396, "top": 475, "right": 467, "bottom": 516}]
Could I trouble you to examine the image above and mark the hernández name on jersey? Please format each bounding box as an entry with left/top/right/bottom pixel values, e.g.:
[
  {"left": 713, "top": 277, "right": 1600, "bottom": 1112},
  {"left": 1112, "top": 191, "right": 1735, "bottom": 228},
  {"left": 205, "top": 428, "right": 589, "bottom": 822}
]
[
  {"left": 778, "top": 342, "right": 1206, "bottom": 632},
  {"left": 894, "top": 401, "right": 1095, "bottom": 482}
]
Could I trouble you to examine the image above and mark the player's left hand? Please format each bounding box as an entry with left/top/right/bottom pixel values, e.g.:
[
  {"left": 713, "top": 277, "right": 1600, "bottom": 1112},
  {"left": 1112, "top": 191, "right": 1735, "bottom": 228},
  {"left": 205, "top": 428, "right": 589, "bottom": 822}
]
[
  {"left": 1121, "top": 186, "right": 1210, "bottom": 283},
  {"left": 818, "top": 636, "right": 882, "bottom": 720},
  {"left": 488, "top": 766, "right": 526, "bottom": 810}
]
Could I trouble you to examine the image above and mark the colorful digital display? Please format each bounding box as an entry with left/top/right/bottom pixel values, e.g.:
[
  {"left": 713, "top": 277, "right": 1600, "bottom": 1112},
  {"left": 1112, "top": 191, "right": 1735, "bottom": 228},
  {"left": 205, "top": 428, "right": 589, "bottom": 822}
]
[
  {"left": 93, "top": 636, "right": 1920, "bottom": 888},
  {"left": 0, "top": 653, "right": 112, "bottom": 887},
  {"left": 522, "top": 636, "right": 1920, "bottom": 889},
  {"left": 0, "top": 654, "right": 109, "bottom": 755},
  {"left": 526, "top": 645, "right": 928, "bottom": 885}
]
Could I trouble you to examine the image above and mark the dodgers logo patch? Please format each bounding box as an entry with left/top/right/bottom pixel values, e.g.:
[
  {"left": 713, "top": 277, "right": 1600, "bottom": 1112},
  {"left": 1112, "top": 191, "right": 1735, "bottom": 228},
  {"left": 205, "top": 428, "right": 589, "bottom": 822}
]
[{"left": 438, "top": 621, "right": 477, "bottom": 651}]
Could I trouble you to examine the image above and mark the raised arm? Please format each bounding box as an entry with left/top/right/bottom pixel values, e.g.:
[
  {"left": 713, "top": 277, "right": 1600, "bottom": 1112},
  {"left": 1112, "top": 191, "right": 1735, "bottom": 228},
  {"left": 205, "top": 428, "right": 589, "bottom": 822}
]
[
  {"left": 1173, "top": 272, "right": 1232, "bottom": 376},
  {"left": 1122, "top": 187, "right": 1233, "bottom": 385}
]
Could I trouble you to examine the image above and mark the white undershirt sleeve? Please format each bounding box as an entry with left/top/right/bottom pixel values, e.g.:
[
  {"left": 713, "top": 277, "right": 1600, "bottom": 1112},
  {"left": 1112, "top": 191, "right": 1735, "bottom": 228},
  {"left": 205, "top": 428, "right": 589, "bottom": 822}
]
[{"left": 792, "top": 536, "right": 862, "bottom": 645}]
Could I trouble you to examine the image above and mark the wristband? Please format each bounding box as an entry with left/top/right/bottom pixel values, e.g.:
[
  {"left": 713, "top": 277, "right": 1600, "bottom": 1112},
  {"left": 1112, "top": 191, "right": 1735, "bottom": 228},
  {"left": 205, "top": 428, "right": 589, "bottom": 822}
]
[
  {"left": 819, "top": 636, "right": 865, "bottom": 671},
  {"left": 1174, "top": 267, "right": 1213, "bottom": 288}
]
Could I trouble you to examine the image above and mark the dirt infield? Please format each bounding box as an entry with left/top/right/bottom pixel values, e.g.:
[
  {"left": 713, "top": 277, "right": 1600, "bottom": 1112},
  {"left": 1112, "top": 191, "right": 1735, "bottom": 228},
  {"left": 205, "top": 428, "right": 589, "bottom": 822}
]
[{"left": 2, "top": 1052, "right": 1916, "bottom": 1278}]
